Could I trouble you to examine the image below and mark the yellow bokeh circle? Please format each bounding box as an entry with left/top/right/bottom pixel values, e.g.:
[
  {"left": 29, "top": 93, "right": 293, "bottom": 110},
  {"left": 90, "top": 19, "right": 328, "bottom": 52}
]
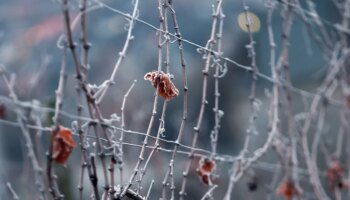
[{"left": 237, "top": 12, "right": 261, "bottom": 33}]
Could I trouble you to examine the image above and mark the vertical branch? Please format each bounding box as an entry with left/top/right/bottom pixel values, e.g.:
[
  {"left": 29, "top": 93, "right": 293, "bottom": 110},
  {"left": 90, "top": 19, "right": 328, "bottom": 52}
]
[
  {"left": 121, "top": 88, "right": 159, "bottom": 197},
  {"left": 224, "top": 0, "right": 280, "bottom": 197},
  {"left": 121, "top": 1, "right": 163, "bottom": 193},
  {"left": 80, "top": 0, "right": 90, "bottom": 70},
  {"left": 119, "top": 80, "right": 137, "bottom": 186},
  {"left": 279, "top": 0, "right": 297, "bottom": 189},
  {"left": 161, "top": 0, "right": 189, "bottom": 198},
  {"left": 136, "top": 0, "right": 172, "bottom": 193},
  {"left": 90, "top": 154, "right": 100, "bottom": 199},
  {"left": 76, "top": 1, "right": 89, "bottom": 194},
  {"left": 75, "top": 9, "right": 100, "bottom": 197},
  {"left": 78, "top": 156, "right": 86, "bottom": 200},
  {"left": 121, "top": 0, "right": 175, "bottom": 195},
  {"left": 138, "top": 102, "right": 167, "bottom": 193},
  {"left": 179, "top": 0, "right": 223, "bottom": 199},
  {"left": 62, "top": 0, "right": 114, "bottom": 195},
  {"left": 52, "top": 46, "right": 67, "bottom": 126},
  {"left": 210, "top": 7, "right": 225, "bottom": 160},
  {"left": 311, "top": 105, "right": 326, "bottom": 162},
  {"left": 242, "top": 0, "right": 259, "bottom": 140},
  {"left": 96, "top": 0, "right": 140, "bottom": 104},
  {"left": 238, "top": 0, "right": 260, "bottom": 166},
  {"left": 300, "top": 47, "right": 344, "bottom": 200}
]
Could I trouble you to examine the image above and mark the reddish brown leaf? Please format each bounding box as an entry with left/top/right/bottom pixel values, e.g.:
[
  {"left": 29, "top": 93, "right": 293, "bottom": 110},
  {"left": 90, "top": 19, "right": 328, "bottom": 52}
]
[
  {"left": 199, "top": 157, "right": 216, "bottom": 174},
  {"left": 196, "top": 157, "right": 217, "bottom": 185},
  {"left": 197, "top": 170, "right": 210, "bottom": 185},
  {"left": 326, "top": 160, "right": 349, "bottom": 191},
  {"left": 276, "top": 180, "right": 299, "bottom": 200},
  {"left": 144, "top": 71, "right": 179, "bottom": 101},
  {"left": 52, "top": 126, "right": 76, "bottom": 165}
]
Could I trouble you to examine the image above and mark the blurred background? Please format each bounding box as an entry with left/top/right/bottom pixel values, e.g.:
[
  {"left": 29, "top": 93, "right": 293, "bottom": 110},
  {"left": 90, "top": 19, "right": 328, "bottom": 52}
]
[{"left": 0, "top": 0, "right": 346, "bottom": 199}]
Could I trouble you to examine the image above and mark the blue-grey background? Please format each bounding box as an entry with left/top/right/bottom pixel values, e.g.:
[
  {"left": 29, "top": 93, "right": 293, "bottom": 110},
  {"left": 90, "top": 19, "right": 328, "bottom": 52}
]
[{"left": 0, "top": 0, "right": 342, "bottom": 199}]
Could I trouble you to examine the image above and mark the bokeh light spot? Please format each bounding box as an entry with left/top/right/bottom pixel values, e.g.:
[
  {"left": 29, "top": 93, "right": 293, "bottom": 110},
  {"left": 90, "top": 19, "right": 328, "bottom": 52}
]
[{"left": 237, "top": 12, "right": 261, "bottom": 33}]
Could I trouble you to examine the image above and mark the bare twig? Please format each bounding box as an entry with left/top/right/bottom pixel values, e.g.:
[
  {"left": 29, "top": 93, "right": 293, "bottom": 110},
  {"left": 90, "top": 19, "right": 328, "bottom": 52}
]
[
  {"left": 0, "top": 66, "right": 48, "bottom": 200},
  {"left": 180, "top": 0, "right": 224, "bottom": 198},
  {"left": 119, "top": 80, "right": 137, "bottom": 186},
  {"left": 6, "top": 182, "right": 19, "bottom": 200},
  {"left": 95, "top": 0, "right": 140, "bottom": 103}
]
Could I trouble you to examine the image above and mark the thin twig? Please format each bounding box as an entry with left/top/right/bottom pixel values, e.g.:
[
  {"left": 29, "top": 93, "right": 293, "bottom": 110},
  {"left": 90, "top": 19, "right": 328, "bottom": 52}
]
[
  {"left": 0, "top": 67, "right": 48, "bottom": 200},
  {"left": 95, "top": 0, "right": 140, "bottom": 103},
  {"left": 119, "top": 80, "right": 137, "bottom": 186},
  {"left": 180, "top": 0, "right": 223, "bottom": 198},
  {"left": 6, "top": 182, "right": 19, "bottom": 200}
]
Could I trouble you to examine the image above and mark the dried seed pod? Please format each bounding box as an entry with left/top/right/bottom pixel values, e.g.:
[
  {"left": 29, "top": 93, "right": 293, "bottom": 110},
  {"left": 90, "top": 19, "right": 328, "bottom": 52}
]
[
  {"left": 144, "top": 71, "right": 179, "bottom": 101},
  {"left": 52, "top": 126, "right": 76, "bottom": 165}
]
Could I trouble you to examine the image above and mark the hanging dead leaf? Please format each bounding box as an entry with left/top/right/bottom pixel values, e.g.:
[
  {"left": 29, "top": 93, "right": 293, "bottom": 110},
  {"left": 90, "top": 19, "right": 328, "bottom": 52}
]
[
  {"left": 276, "top": 179, "right": 299, "bottom": 200},
  {"left": 326, "top": 159, "right": 349, "bottom": 191},
  {"left": 197, "top": 170, "right": 210, "bottom": 185},
  {"left": 144, "top": 71, "right": 179, "bottom": 101},
  {"left": 196, "top": 157, "right": 217, "bottom": 185},
  {"left": 199, "top": 157, "right": 216, "bottom": 174},
  {"left": 52, "top": 126, "right": 76, "bottom": 165}
]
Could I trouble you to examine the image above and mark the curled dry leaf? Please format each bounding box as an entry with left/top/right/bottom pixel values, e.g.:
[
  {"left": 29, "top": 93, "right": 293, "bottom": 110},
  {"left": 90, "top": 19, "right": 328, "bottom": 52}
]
[
  {"left": 326, "top": 159, "right": 349, "bottom": 191},
  {"left": 52, "top": 125, "right": 76, "bottom": 165},
  {"left": 197, "top": 157, "right": 216, "bottom": 185},
  {"left": 144, "top": 71, "right": 179, "bottom": 101},
  {"left": 276, "top": 179, "right": 299, "bottom": 200}
]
